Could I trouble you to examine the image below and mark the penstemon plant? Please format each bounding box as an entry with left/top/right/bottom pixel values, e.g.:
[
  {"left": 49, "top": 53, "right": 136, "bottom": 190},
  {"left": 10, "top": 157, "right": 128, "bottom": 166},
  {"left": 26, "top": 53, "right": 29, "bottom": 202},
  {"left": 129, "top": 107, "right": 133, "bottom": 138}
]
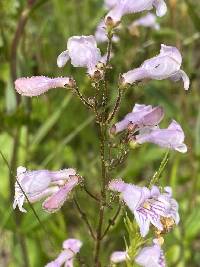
[{"left": 13, "top": 0, "right": 190, "bottom": 266}]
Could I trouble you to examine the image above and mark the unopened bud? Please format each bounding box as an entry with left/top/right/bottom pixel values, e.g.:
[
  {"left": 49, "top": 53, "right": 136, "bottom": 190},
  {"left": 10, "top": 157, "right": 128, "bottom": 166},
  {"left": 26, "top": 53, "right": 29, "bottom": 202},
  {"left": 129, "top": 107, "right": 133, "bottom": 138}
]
[{"left": 110, "top": 125, "right": 116, "bottom": 135}]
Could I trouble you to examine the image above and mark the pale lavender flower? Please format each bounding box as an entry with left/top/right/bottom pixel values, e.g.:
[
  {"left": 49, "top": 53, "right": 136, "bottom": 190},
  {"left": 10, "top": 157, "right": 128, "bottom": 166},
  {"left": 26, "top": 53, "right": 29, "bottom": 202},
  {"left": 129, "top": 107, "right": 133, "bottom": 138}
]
[
  {"left": 13, "top": 166, "right": 79, "bottom": 213},
  {"left": 15, "top": 76, "right": 74, "bottom": 97},
  {"left": 129, "top": 13, "right": 160, "bottom": 31},
  {"left": 110, "top": 251, "right": 128, "bottom": 263},
  {"left": 134, "top": 120, "right": 187, "bottom": 153},
  {"left": 111, "top": 104, "right": 164, "bottom": 134},
  {"left": 105, "top": 0, "right": 167, "bottom": 26},
  {"left": 122, "top": 44, "right": 190, "bottom": 90},
  {"left": 109, "top": 179, "right": 180, "bottom": 237},
  {"left": 57, "top": 35, "right": 103, "bottom": 76},
  {"left": 95, "top": 20, "right": 119, "bottom": 44},
  {"left": 104, "top": 0, "right": 118, "bottom": 9},
  {"left": 135, "top": 239, "right": 166, "bottom": 267},
  {"left": 45, "top": 238, "right": 82, "bottom": 267}
]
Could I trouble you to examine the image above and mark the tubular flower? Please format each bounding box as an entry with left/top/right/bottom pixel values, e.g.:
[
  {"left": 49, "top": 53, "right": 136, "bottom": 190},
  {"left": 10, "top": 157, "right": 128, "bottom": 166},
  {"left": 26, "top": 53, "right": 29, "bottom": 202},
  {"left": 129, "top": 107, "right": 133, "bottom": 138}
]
[
  {"left": 57, "top": 35, "right": 104, "bottom": 76},
  {"left": 109, "top": 179, "right": 180, "bottom": 237},
  {"left": 135, "top": 239, "right": 166, "bottom": 267},
  {"left": 129, "top": 13, "right": 160, "bottom": 32},
  {"left": 122, "top": 44, "right": 190, "bottom": 90},
  {"left": 14, "top": 76, "right": 74, "bottom": 97},
  {"left": 110, "top": 251, "right": 128, "bottom": 263},
  {"left": 45, "top": 238, "right": 82, "bottom": 267},
  {"left": 111, "top": 104, "right": 164, "bottom": 134},
  {"left": 95, "top": 20, "right": 119, "bottom": 44},
  {"left": 13, "top": 166, "right": 79, "bottom": 213},
  {"left": 105, "top": 0, "right": 167, "bottom": 26},
  {"left": 133, "top": 120, "right": 187, "bottom": 153}
]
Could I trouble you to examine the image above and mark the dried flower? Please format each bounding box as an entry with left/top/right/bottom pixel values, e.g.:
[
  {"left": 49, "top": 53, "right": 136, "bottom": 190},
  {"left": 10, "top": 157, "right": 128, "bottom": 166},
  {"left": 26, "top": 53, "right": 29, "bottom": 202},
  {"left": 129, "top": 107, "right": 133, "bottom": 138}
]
[
  {"left": 135, "top": 239, "right": 166, "bottom": 267},
  {"left": 15, "top": 76, "right": 74, "bottom": 97},
  {"left": 45, "top": 238, "right": 82, "bottom": 267},
  {"left": 122, "top": 44, "right": 190, "bottom": 90},
  {"left": 110, "top": 251, "right": 128, "bottom": 263},
  {"left": 134, "top": 120, "right": 187, "bottom": 153},
  {"left": 109, "top": 179, "right": 180, "bottom": 237},
  {"left": 13, "top": 166, "right": 79, "bottom": 213},
  {"left": 111, "top": 104, "right": 164, "bottom": 134},
  {"left": 57, "top": 35, "right": 103, "bottom": 76},
  {"left": 105, "top": 0, "right": 167, "bottom": 26}
]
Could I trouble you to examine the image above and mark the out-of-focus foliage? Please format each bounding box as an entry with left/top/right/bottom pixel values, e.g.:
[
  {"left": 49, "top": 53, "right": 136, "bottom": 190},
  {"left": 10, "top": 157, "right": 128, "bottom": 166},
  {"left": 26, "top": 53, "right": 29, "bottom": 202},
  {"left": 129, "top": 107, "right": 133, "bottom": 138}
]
[{"left": 0, "top": 0, "right": 200, "bottom": 266}]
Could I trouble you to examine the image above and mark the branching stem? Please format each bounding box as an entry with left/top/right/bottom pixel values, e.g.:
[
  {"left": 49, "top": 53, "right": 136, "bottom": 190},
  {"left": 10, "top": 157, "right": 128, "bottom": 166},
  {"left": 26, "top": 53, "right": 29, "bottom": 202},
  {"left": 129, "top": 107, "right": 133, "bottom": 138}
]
[
  {"left": 84, "top": 184, "right": 100, "bottom": 202},
  {"left": 74, "top": 198, "right": 96, "bottom": 240},
  {"left": 74, "top": 86, "right": 93, "bottom": 110},
  {"left": 107, "top": 86, "right": 123, "bottom": 124},
  {"left": 101, "top": 205, "right": 121, "bottom": 239}
]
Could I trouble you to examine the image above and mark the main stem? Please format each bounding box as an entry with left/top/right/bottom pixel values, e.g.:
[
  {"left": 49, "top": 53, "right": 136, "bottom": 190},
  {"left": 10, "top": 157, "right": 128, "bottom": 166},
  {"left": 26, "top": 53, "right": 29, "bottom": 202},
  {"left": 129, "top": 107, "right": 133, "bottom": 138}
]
[
  {"left": 94, "top": 33, "right": 113, "bottom": 267},
  {"left": 94, "top": 122, "right": 107, "bottom": 267}
]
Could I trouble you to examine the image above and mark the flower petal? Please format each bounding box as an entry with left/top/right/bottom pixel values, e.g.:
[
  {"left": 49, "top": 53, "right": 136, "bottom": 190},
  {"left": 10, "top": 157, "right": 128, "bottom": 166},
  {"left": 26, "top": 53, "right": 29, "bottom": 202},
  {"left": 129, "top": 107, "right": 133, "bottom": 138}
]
[
  {"left": 130, "top": 12, "right": 160, "bottom": 30},
  {"left": 108, "top": 179, "right": 127, "bottom": 192},
  {"left": 45, "top": 251, "right": 70, "bottom": 267},
  {"left": 42, "top": 176, "right": 79, "bottom": 213},
  {"left": 153, "top": 0, "right": 167, "bottom": 17},
  {"left": 110, "top": 251, "right": 127, "bottom": 263},
  {"left": 67, "top": 35, "right": 101, "bottom": 70},
  {"left": 122, "top": 67, "right": 149, "bottom": 84},
  {"left": 135, "top": 243, "right": 165, "bottom": 267},
  {"left": 15, "top": 76, "right": 73, "bottom": 97},
  {"left": 57, "top": 50, "right": 70, "bottom": 68},
  {"left": 63, "top": 239, "right": 82, "bottom": 254},
  {"left": 170, "top": 70, "right": 190, "bottom": 90},
  {"left": 134, "top": 211, "right": 150, "bottom": 237}
]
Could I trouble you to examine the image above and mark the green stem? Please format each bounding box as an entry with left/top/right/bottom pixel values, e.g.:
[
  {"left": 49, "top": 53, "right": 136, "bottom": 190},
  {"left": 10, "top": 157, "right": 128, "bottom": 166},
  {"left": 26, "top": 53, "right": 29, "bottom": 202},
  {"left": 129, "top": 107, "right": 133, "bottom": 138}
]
[
  {"left": 74, "top": 198, "right": 96, "bottom": 240},
  {"left": 94, "top": 122, "right": 107, "bottom": 267}
]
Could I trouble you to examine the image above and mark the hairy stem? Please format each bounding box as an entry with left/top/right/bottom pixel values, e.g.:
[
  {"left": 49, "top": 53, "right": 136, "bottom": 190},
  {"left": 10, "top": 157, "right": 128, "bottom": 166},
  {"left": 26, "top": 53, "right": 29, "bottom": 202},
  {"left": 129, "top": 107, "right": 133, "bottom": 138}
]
[
  {"left": 74, "top": 86, "right": 93, "bottom": 110},
  {"left": 101, "top": 205, "right": 121, "bottom": 239},
  {"left": 107, "top": 86, "right": 123, "bottom": 124},
  {"left": 93, "top": 31, "right": 114, "bottom": 267},
  {"left": 84, "top": 184, "right": 100, "bottom": 202},
  {"left": 74, "top": 198, "right": 96, "bottom": 240}
]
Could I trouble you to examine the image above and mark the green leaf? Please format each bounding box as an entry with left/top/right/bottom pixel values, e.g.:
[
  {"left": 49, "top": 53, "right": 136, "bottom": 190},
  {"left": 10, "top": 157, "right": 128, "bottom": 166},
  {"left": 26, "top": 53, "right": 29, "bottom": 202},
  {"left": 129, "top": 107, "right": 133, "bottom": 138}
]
[
  {"left": 149, "top": 150, "right": 169, "bottom": 188},
  {"left": 185, "top": 207, "right": 200, "bottom": 240},
  {"left": 195, "top": 105, "right": 200, "bottom": 156},
  {"left": 31, "top": 95, "right": 72, "bottom": 148},
  {"left": 41, "top": 114, "right": 94, "bottom": 166},
  {"left": 185, "top": 0, "right": 200, "bottom": 31}
]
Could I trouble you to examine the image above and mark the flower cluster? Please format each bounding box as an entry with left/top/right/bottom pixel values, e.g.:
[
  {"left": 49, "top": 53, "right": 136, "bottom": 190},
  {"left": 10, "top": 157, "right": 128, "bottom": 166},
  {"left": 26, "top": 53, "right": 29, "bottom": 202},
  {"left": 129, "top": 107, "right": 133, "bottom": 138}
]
[
  {"left": 112, "top": 103, "right": 187, "bottom": 153},
  {"left": 12, "top": 0, "right": 190, "bottom": 266}
]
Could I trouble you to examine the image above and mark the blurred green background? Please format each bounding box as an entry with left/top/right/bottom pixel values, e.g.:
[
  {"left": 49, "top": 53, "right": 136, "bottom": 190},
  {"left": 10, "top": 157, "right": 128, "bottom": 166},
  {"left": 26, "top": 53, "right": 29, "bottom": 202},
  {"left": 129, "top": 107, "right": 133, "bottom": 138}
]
[{"left": 0, "top": 0, "right": 200, "bottom": 266}]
